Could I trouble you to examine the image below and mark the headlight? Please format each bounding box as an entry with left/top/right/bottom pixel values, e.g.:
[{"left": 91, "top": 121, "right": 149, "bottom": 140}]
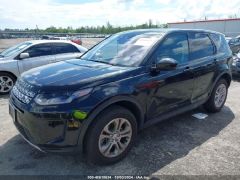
[{"left": 34, "top": 88, "right": 93, "bottom": 105}]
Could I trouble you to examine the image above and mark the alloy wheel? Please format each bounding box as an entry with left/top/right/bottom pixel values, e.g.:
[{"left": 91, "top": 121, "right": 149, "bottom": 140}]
[
  {"left": 214, "top": 83, "right": 227, "bottom": 108},
  {"left": 98, "top": 118, "right": 132, "bottom": 158},
  {"left": 0, "top": 76, "right": 14, "bottom": 93}
]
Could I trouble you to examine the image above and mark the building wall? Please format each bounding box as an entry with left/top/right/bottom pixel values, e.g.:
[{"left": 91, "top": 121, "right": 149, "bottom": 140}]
[{"left": 168, "top": 19, "right": 240, "bottom": 37}]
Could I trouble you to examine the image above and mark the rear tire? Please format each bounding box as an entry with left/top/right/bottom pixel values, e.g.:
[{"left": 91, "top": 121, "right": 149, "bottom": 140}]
[
  {"left": 204, "top": 79, "right": 228, "bottom": 113},
  {"left": 85, "top": 105, "right": 137, "bottom": 165},
  {"left": 0, "top": 72, "right": 16, "bottom": 95}
]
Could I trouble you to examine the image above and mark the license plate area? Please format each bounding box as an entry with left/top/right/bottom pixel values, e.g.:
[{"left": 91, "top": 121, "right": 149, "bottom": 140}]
[{"left": 9, "top": 103, "right": 17, "bottom": 123}]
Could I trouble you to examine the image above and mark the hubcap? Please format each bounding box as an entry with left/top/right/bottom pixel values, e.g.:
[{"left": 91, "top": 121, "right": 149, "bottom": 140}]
[
  {"left": 0, "top": 76, "right": 14, "bottom": 93},
  {"left": 98, "top": 118, "right": 132, "bottom": 158},
  {"left": 214, "top": 84, "right": 227, "bottom": 108}
]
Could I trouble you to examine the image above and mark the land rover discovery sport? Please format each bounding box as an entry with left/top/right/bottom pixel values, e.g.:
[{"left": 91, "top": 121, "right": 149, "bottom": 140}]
[{"left": 9, "top": 29, "right": 232, "bottom": 165}]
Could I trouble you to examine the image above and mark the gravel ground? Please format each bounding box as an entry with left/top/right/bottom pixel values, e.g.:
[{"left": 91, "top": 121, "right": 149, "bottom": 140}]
[{"left": 0, "top": 79, "right": 240, "bottom": 177}]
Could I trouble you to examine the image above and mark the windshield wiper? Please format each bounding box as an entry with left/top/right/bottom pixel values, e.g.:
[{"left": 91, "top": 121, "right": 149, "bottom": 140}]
[{"left": 82, "top": 59, "right": 115, "bottom": 66}]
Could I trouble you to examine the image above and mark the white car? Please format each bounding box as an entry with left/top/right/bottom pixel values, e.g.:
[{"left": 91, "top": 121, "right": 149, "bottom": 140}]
[{"left": 0, "top": 40, "right": 87, "bottom": 94}]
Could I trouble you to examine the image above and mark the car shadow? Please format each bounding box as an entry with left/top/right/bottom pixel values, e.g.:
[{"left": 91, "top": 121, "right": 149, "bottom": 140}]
[
  {"left": 0, "top": 105, "right": 234, "bottom": 176},
  {"left": 232, "top": 75, "right": 240, "bottom": 82},
  {"left": 0, "top": 94, "right": 9, "bottom": 100}
]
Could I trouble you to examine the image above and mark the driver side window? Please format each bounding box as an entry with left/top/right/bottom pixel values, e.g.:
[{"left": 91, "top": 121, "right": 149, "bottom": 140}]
[
  {"left": 23, "top": 44, "right": 53, "bottom": 58},
  {"left": 154, "top": 33, "right": 189, "bottom": 65}
]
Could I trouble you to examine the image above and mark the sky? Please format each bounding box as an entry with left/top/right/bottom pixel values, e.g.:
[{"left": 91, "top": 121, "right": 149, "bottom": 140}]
[{"left": 0, "top": 0, "right": 240, "bottom": 29}]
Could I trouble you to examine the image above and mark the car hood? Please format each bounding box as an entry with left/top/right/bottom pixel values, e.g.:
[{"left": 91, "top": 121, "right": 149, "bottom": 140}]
[{"left": 21, "top": 59, "right": 138, "bottom": 91}]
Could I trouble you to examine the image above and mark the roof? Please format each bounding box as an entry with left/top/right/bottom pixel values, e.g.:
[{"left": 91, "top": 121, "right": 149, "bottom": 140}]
[
  {"left": 168, "top": 18, "right": 240, "bottom": 25},
  {"left": 120, "top": 28, "right": 222, "bottom": 35},
  {"left": 25, "top": 40, "right": 88, "bottom": 51},
  {"left": 27, "top": 39, "right": 74, "bottom": 45}
]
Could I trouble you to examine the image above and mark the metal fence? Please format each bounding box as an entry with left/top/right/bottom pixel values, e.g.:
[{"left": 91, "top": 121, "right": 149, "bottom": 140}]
[{"left": 0, "top": 31, "right": 108, "bottom": 39}]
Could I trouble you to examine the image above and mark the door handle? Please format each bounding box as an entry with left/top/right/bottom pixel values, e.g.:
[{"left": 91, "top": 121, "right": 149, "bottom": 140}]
[
  {"left": 206, "top": 63, "right": 213, "bottom": 66},
  {"left": 183, "top": 67, "right": 192, "bottom": 72}
]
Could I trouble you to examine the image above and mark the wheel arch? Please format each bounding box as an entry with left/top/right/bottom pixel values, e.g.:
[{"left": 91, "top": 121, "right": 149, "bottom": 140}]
[
  {"left": 209, "top": 71, "right": 231, "bottom": 96},
  {"left": 0, "top": 71, "right": 17, "bottom": 81},
  {"left": 78, "top": 95, "right": 145, "bottom": 153},
  {"left": 221, "top": 73, "right": 231, "bottom": 87}
]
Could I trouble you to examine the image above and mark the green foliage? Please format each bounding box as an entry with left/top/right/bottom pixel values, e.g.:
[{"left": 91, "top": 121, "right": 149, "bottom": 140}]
[{"left": 42, "top": 21, "right": 168, "bottom": 34}]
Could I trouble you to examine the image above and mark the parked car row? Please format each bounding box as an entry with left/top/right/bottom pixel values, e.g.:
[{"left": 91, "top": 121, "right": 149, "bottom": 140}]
[
  {"left": 41, "top": 35, "right": 83, "bottom": 45},
  {"left": 7, "top": 29, "right": 232, "bottom": 165},
  {"left": 231, "top": 52, "right": 240, "bottom": 75},
  {"left": 226, "top": 36, "right": 240, "bottom": 54},
  {"left": 0, "top": 40, "right": 87, "bottom": 94}
]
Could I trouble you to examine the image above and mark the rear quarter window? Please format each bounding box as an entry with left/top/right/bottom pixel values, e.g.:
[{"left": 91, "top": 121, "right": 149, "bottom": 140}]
[{"left": 209, "top": 33, "right": 231, "bottom": 55}]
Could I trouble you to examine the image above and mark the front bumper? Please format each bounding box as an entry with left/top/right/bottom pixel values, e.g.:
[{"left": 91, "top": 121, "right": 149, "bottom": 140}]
[{"left": 9, "top": 95, "right": 83, "bottom": 153}]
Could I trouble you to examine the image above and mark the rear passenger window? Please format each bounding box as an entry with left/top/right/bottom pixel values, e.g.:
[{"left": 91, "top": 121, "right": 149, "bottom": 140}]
[
  {"left": 54, "top": 43, "right": 80, "bottom": 54},
  {"left": 190, "top": 33, "right": 214, "bottom": 60},
  {"left": 154, "top": 33, "right": 189, "bottom": 64}
]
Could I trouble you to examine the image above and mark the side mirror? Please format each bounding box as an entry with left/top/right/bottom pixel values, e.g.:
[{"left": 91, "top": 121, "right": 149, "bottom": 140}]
[
  {"left": 151, "top": 58, "right": 178, "bottom": 72},
  {"left": 19, "top": 53, "right": 29, "bottom": 59}
]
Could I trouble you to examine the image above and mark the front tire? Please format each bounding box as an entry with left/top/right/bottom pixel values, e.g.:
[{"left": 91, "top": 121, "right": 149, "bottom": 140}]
[
  {"left": 85, "top": 105, "right": 137, "bottom": 165},
  {"left": 204, "top": 79, "right": 228, "bottom": 113},
  {"left": 0, "top": 72, "right": 16, "bottom": 95}
]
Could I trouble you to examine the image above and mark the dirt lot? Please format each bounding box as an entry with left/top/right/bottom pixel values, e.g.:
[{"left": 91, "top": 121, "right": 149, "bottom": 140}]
[{"left": 0, "top": 79, "right": 239, "bottom": 176}]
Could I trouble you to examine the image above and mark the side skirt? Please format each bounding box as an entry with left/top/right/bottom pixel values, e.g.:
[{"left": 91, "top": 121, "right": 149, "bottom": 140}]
[{"left": 141, "top": 98, "right": 207, "bottom": 130}]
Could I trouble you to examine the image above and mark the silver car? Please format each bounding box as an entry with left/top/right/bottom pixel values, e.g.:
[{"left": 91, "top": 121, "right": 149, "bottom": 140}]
[{"left": 0, "top": 40, "right": 87, "bottom": 94}]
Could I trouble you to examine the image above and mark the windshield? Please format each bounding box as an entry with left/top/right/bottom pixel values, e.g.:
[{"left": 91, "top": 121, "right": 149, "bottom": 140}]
[
  {"left": 81, "top": 31, "right": 164, "bottom": 66},
  {"left": 0, "top": 42, "right": 32, "bottom": 58}
]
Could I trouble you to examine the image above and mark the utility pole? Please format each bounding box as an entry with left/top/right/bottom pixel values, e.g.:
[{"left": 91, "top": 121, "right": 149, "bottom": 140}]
[{"left": 35, "top": 25, "right": 39, "bottom": 39}]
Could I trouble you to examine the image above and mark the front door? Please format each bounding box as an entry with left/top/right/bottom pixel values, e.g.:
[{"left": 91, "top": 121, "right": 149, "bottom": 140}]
[{"left": 145, "top": 32, "right": 195, "bottom": 120}]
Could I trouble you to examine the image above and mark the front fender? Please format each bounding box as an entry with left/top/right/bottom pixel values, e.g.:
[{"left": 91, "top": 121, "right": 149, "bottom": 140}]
[
  {"left": 0, "top": 60, "right": 20, "bottom": 77},
  {"left": 77, "top": 95, "right": 145, "bottom": 153}
]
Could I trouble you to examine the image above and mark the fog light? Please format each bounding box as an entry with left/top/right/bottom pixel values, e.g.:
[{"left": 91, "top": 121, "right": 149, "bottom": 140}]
[{"left": 68, "top": 120, "right": 80, "bottom": 129}]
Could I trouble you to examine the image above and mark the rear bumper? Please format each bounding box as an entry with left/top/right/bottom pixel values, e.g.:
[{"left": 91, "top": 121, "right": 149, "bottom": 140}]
[{"left": 9, "top": 95, "right": 83, "bottom": 153}]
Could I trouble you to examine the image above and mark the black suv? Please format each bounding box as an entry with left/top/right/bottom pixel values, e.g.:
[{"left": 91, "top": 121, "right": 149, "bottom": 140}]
[{"left": 9, "top": 29, "right": 232, "bottom": 165}]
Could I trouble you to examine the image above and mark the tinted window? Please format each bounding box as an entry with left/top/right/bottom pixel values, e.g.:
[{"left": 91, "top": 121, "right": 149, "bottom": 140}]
[
  {"left": 154, "top": 33, "right": 189, "bottom": 64},
  {"left": 24, "top": 44, "right": 52, "bottom": 58},
  {"left": 53, "top": 43, "right": 80, "bottom": 54},
  {"left": 229, "top": 38, "right": 240, "bottom": 44},
  {"left": 190, "top": 33, "right": 214, "bottom": 60}
]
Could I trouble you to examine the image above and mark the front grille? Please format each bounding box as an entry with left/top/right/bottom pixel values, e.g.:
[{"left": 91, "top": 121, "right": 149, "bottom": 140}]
[{"left": 12, "top": 79, "right": 37, "bottom": 104}]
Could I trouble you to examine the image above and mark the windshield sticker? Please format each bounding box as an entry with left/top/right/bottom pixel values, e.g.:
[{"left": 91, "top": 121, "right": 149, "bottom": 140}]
[{"left": 134, "top": 38, "right": 158, "bottom": 46}]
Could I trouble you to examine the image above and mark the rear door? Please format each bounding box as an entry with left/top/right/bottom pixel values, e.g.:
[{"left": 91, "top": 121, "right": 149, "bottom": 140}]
[
  {"left": 188, "top": 32, "right": 217, "bottom": 102},
  {"left": 52, "top": 43, "right": 82, "bottom": 62},
  {"left": 18, "top": 43, "right": 55, "bottom": 73}
]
